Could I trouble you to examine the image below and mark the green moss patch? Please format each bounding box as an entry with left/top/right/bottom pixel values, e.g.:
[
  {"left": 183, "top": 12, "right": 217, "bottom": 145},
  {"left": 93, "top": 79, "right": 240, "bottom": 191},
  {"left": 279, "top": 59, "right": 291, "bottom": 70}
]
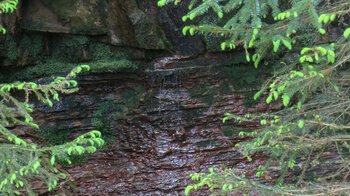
[
  {"left": 189, "top": 83, "right": 218, "bottom": 106},
  {"left": 221, "top": 65, "right": 259, "bottom": 88},
  {"left": 0, "top": 34, "right": 138, "bottom": 82},
  {"left": 196, "top": 140, "right": 216, "bottom": 148},
  {"left": 120, "top": 87, "right": 145, "bottom": 108},
  {"left": 3, "top": 33, "right": 19, "bottom": 61},
  {"left": 89, "top": 59, "right": 138, "bottom": 73},
  {"left": 37, "top": 126, "right": 71, "bottom": 145},
  {"left": 92, "top": 101, "right": 120, "bottom": 148}
]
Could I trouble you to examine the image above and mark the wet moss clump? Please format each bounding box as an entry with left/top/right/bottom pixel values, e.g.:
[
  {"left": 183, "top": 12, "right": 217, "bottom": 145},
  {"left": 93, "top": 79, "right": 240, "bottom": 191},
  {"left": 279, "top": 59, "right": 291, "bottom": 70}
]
[
  {"left": 18, "top": 34, "right": 44, "bottom": 64},
  {"left": 1, "top": 60, "right": 75, "bottom": 82},
  {"left": 0, "top": 32, "right": 43, "bottom": 66},
  {"left": 37, "top": 126, "right": 71, "bottom": 145},
  {"left": 221, "top": 65, "right": 259, "bottom": 88},
  {"left": 92, "top": 101, "right": 121, "bottom": 148},
  {"left": 187, "top": 64, "right": 265, "bottom": 109},
  {"left": 88, "top": 42, "right": 138, "bottom": 72},
  {"left": 92, "top": 87, "right": 146, "bottom": 148},
  {"left": 89, "top": 59, "right": 138, "bottom": 73},
  {"left": 2, "top": 33, "right": 19, "bottom": 61},
  {"left": 194, "top": 108, "right": 203, "bottom": 116},
  {"left": 189, "top": 83, "right": 212, "bottom": 97},
  {"left": 120, "top": 86, "right": 146, "bottom": 108},
  {"left": 0, "top": 34, "right": 138, "bottom": 82},
  {"left": 50, "top": 35, "right": 90, "bottom": 62},
  {"left": 220, "top": 65, "right": 266, "bottom": 108}
]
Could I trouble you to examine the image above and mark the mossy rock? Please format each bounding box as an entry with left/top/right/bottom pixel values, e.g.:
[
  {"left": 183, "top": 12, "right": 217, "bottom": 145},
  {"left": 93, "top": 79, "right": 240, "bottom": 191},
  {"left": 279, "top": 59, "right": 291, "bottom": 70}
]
[
  {"left": 196, "top": 140, "right": 217, "bottom": 148},
  {"left": 89, "top": 59, "right": 138, "bottom": 73},
  {"left": 120, "top": 86, "right": 146, "bottom": 108},
  {"left": 221, "top": 65, "right": 259, "bottom": 87},
  {"left": 0, "top": 59, "right": 138, "bottom": 82},
  {"left": 0, "top": 33, "right": 19, "bottom": 65},
  {"left": 92, "top": 101, "right": 124, "bottom": 148},
  {"left": 37, "top": 126, "right": 72, "bottom": 145},
  {"left": 39, "top": 0, "right": 107, "bottom": 34},
  {"left": 127, "top": 7, "right": 172, "bottom": 50},
  {"left": 188, "top": 82, "right": 220, "bottom": 107},
  {"left": 0, "top": 60, "right": 73, "bottom": 82},
  {"left": 221, "top": 125, "right": 238, "bottom": 137},
  {"left": 92, "top": 101, "right": 123, "bottom": 129},
  {"left": 50, "top": 35, "right": 92, "bottom": 62},
  {"left": 0, "top": 36, "right": 138, "bottom": 82},
  {"left": 17, "top": 34, "right": 44, "bottom": 66}
]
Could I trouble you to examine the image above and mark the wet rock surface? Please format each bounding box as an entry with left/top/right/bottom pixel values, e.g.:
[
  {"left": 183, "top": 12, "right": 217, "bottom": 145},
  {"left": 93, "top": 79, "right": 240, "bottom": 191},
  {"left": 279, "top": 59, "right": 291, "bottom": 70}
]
[
  {"left": 28, "top": 59, "right": 277, "bottom": 195},
  {"left": 1, "top": 1, "right": 286, "bottom": 195}
]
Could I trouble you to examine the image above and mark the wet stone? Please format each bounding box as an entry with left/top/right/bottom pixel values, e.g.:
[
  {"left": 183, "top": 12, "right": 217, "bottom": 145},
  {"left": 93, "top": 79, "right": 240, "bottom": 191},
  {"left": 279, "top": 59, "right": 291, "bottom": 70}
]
[{"left": 29, "top": 61, "right": 274, "bottom": 195}]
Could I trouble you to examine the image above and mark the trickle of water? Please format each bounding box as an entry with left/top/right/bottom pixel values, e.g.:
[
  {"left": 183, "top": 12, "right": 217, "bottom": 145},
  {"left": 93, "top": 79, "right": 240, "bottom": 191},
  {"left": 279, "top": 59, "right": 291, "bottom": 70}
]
[
  {"left": 153, "top": 55, "right": 190, "bottom": 70},
  {"left": 149, "top": 56, "right": 189, "bottom": 114}
]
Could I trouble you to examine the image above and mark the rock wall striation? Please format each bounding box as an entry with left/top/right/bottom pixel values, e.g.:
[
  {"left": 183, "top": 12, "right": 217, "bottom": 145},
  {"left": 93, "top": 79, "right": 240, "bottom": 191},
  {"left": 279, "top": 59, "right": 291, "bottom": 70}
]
[{"left": 0, "top": 1, "right": 279, "bottom": 195}]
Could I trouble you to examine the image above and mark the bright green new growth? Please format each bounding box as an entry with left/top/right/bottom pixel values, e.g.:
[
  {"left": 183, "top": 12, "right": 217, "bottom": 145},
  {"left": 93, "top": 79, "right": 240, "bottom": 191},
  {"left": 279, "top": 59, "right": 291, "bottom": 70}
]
[
  {"left": 0, "top": 65, "right": 104, "bottom": 195},
  {"left": 0, "top": 0, "right": 18, "bottom": 34},
  {"left": 159, "top": 0, "right": 350, "bottom": 195}
]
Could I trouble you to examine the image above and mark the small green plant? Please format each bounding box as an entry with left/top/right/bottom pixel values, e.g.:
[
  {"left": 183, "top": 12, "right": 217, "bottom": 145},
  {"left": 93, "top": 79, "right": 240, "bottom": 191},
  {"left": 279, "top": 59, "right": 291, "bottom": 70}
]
[
  {"left": 92, "top": 101, "right": 122, "bottom": 149},
  {"left": 159, "top": 0, "right": 350, "bottom": 195},
  {"left": 36, "top": 127, "right": 88, "bottom": 165},
  {"left": 0, "top": 65, "right": 104, "bottom": 195}
]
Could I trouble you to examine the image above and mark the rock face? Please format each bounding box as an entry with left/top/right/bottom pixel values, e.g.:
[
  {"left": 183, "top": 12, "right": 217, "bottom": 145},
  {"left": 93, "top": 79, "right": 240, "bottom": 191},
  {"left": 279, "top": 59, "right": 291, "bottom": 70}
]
[
  {"left": 0, "top": 0, "right": 224, "bottom": 65},
  {"left": 20, "top": 0, "right": 174, "bottom": 50},
  {"left": 29, "top": 54, "right": 277, "bottom": 195},
  {"left": 0, "top": 1, "right": 278, "bottom": 195}
]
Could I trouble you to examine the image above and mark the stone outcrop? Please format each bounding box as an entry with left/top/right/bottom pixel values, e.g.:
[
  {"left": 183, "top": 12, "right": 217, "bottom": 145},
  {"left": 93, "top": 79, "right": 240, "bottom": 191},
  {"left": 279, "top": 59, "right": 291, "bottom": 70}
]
[
  {"left": 31, "top": 56, "right": 275, "bottom": 195},
  {"left": 0, "top": 1, "right": 280, "bottom": 195},
  {"left": 0, "top": 0, "right": 226, "bottom": 68},
  {"left": 19, "top": 0, "right": 175, "bottom": 50}
]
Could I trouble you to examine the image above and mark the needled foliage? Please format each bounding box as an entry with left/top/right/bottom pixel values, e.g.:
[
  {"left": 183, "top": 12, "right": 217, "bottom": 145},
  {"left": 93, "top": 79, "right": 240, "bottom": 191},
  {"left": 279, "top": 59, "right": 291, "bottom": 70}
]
[
  {"left": 0, "top": 0, "right": 17, "bottom": 34},
  {"left": 159, "top": 0, "right": 350, "bottom": 195},
  {"left": 0, "top": 65, "right": 104, "bottom": 195},
  {"left": 36, "top": 127, "right": 86, "bottom": 165}
]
